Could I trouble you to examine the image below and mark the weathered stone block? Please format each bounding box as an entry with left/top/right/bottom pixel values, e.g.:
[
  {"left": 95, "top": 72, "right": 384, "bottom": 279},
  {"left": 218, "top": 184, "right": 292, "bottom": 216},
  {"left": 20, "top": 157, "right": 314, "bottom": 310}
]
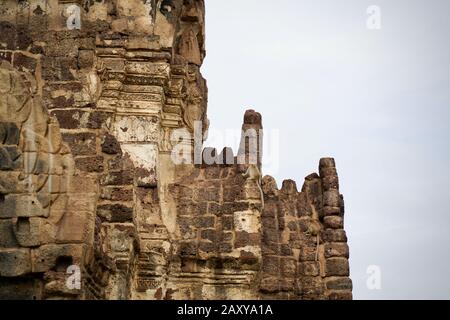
[
  {"left": 204, "top": 166, "right": 221, "bottom": 179},
  {"left": 16, "top": 25, "right": 33, "bottom": 50},
  {"left": 4, "top": 146, "right": 22, "bottom": 169},
  {"left": 222, "top": 215, "right": 233, "bottom": 231},
  {"left": 45, "top": 37, "right": 79, "bottom": 58},
  {"left": 12, "top": 217, "right": 56, "bottom": 247},
  {"left": 56, "top": 211, "right": 91, "bottom": 243},
  {"left": 50, "top": 110, "right": 81, "bottom": 129},
  {"left": 239, "top": 250, "right": 259, "bottom": 266},
  {"left": 200, "top": 229, "right": 217, "bottom": 242},
  {"left": 0, "top": 147, "right": 12, "bottom": 170},
  {"left": 42, "top": 56, "right": 77, "bottom": 81},
  {"left": 321, "top": 229, "right": 348, "bottom": 243},
  {"left": 323, "top": 216, "right": 344, "bottom": 229},
  {"left": 48, "top": 95, "right": 75, "bottom": 109},
  {"left": 280, "top": 279, "right": 297, "bottom": 293},
  {"left": 100, "top": 187, "right": 133, "bottom": 202},
  {"left": 197, "top": 186, "right": 221, "bottom": 202},
  {"left": 0, "top": 172, "right": 25, "bottom": 194},
  {"left": 322, "top": 175, "right": 339, "bottom": 191},
  {"left": 177, "top": 201, "right": 207, "bottom": 216},
  {"left": 68, "top": 175, "right": 98, "bottom": 195},
  {"left": 262, "top": 256, "right": 280, "bottom": 276},
  {"left": 280, "top": 244, "right": 293, "bottom": 256},
  {"left": 328, "top": 291, "right": 353, "bottom": 300},
  {"left": 281, "top": 258, "right": 297, "bottom": 277},
  {"left": 194, "top": 216, "right": 215, "bottom": 229},
  {"left": 325, "top": 277, "right": 353, "bottom": 291},
  {"left": 324, "top": 243, "right": 349, "bottom": 258},
  {"left": 100, "top": 171, "right": 134, "bottom": 186},
  {"left": 178, "top": 216, "right": 196, "bottom": 239},
  {"left": 13, "top": 53, "right": 37, "bottom": 73},
  {"left": 287, "top": 220, "right": 297, "bottom": 231},
  {"left": 170, "top": 184, "right": 194, "bottom": 200},
  {"left": 262, "top": 241, "right": 279, "bottom": 256},
  {"left": 0, "top": 277, "right": 43, "bottom": 300},
  {"left": 319, "top": 158, "right": 336, "bottom": 169},
  {"left": 87, "top": 111, "right": 111, "bottom": 129},
  {"left": 323, "top": 206, "right": 341, "bottom": 217},
  {"left": 323, "top": 190, "right": 340, "bottom": 207},
  {"left": 136, "top": 167, "right": 157, "bottom": 188},
  {"left": 0, "top": 22, "right": 16, "bottom": 50},
  {"left": 222, "top": 232, "right": 234, "bottom": 243},
  {"left": 260, "top": 277, "right": 280, "bottom": 293},
  {"left": 108, "top": 225, "right": 136, "bottom": 253},
  {"left": 78, "top": 50, "right": 95, "bottom": 69},
  {"left": 280, "top": 180, "right": 298, "bottom": 195},
  {"left": 97, "top": 203, "right": 133, "bottom": 223},
  {"left": 75, "top": 156, "right": 104, "bottom": 172},
  {"left": 298, "top": 218, "right": 311, "bottom": 232},
  {"left": 299, "top": 261, "right": 320, "bottom": 276},
  {"left": 0, "top": 248, "right": 31, "bottom": 277},
  {"left": 299, "top": 245, "right": 317, "bottom": 261},
  {"left": 179, "top": 242, "right": 197, "bottom": 257},
  {"left": 219, "top": 243, "right": 233, "bottom": 253},
  {"left": 244, "top": 183, "right": 262, "bottom": 200},
  {"left": 234, "top": 210, "right": 260, "bottom": 233},
  {"left": 301, "top": 276, "right": 326, "bottom": 299},
  {"left": 42, "top": 174, "right": 62, "bottom": 194},
  {"left": 0, "top": 51, "right": 12, "bottom": 63},
  {"left": 319, "top": 167, "right": 337, "bottom": 178},
  {"left": 31, "top": 244, "right": 83, "bottom": 273},
  {"left": 212, "top": 202, "right": 250, "bottom": 216},
  {"left": 325, "top": 258, "right": 350, "bottom": 276},
  {"left": 0, "top": 194, "right": 49, "bottom": 218},
  {"left": 262, "top": 227, "right": 279, "bottom": 243},
  {"left": 0, "top": 146, "right": 23, "bottom": 170},
  {"left": 67, "top": 194, "right": 97, "bottom": 213},
  {"left": 223, "top": 186, "right": 239, "bottom": 202},
  {"left": 0, "top": 218, "right": 19, "bottom": 247},
  {"left": 101, "top": 134, "right": 122, "bottom": 155},
  {"left": 44, "top": 271, "right": 81, "bottom": 297},
  {"left": 62, "top": 132, "right": 97, "bottom": 156},
  {"left": 199, "top": 241, "right": 216, "bottom": 253},
  {"left": 234, "top": 231, "right": 260, "bottom": 248},
  {"left": 0, "top": 122, "right": 19, "bottom": 145}
]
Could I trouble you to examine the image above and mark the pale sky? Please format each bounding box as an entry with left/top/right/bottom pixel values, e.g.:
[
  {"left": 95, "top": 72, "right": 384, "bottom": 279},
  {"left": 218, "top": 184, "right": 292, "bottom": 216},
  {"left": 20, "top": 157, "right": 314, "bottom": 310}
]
[{"left": 202, "top": 0, "right": 450, "bottom": 299}]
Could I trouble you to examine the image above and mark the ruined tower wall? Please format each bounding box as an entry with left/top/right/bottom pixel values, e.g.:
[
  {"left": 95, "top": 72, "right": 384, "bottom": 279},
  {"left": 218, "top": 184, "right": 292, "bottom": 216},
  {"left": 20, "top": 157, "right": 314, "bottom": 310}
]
[
  {"left": 163, "top": 120, "right": 352, "bottom": 300},
  {"left": 259, "top": 160, "right": 351, "bottom": 300},
  {"left": 0, "top": 0, "right": 352, "bottom": 300},
  {"left": 164, "top": 162, "right": 263, "bottom": 299}
]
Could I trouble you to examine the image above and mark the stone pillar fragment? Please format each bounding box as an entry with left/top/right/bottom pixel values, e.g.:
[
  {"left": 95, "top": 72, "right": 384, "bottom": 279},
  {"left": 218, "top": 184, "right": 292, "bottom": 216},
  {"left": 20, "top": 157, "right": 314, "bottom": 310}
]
[{"left": 319, "top": 158, "right": 352, "bottom": 300}]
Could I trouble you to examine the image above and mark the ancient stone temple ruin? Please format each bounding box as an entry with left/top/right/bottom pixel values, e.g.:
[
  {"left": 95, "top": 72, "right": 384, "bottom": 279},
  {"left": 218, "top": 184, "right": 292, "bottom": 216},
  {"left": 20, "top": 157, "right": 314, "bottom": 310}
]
[{"left": 0, "top": 0, "right": 352, "bottom": 300}]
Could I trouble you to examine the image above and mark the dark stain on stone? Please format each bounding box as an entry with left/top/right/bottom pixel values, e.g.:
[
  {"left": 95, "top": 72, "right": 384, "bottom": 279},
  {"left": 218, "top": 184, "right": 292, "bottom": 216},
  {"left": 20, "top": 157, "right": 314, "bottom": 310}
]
[
  {"left": 101, "top": 134, "right": 122, "bottom": 155},
  {"left": 33, "top": 5, "right": 44, "bottom": 15}
]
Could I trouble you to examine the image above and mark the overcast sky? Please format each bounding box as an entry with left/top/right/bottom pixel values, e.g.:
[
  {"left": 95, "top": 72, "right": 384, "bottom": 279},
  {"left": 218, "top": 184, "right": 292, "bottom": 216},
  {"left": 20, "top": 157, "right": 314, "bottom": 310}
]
[{"left": 202, "top": 0, "right": 450, "bottom": 299}]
